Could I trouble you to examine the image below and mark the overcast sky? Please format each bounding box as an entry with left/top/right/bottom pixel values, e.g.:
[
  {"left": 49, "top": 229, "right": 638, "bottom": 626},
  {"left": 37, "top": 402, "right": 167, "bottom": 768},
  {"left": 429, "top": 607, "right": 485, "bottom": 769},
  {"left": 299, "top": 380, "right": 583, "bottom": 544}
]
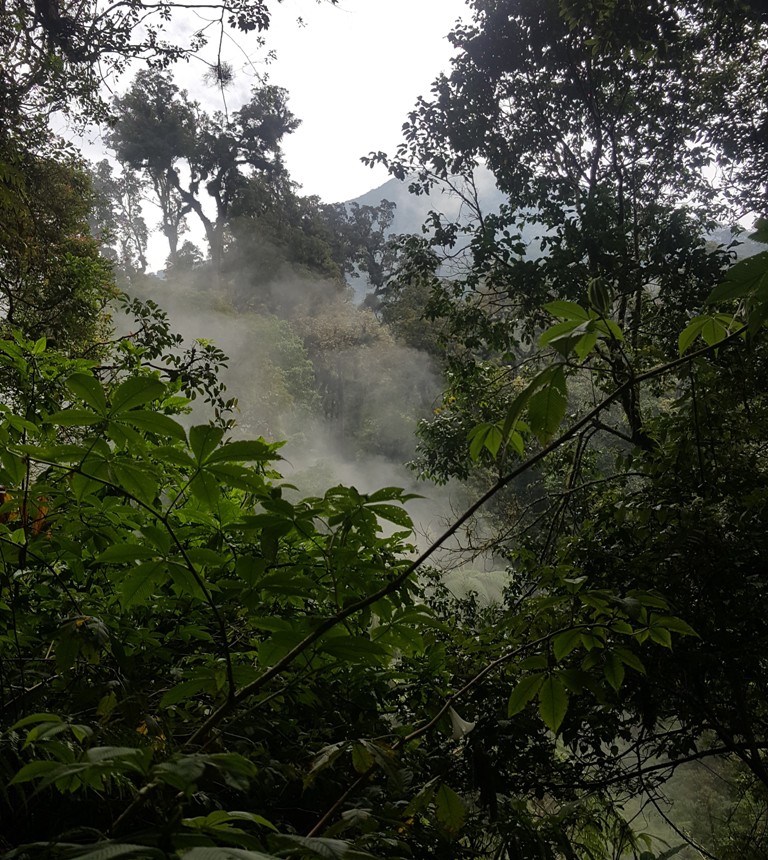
[{"left": 199, "top": 0, "right": 469, "bottom": 203}]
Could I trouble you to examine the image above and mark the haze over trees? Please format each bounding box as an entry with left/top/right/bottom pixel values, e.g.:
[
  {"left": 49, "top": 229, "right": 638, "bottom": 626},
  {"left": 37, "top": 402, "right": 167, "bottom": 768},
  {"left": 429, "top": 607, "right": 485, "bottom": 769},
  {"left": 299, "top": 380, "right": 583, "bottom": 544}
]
[{"left": 1, "top": 1, "right": 768, "bottom": 859}]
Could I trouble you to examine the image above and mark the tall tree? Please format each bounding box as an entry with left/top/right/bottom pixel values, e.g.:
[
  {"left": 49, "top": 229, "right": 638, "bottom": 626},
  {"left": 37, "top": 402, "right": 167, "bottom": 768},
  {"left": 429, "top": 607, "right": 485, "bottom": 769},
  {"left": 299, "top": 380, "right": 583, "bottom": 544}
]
[
  {"left": 109, "top": 71, "right": 299, "bottom": 282},
  {"left": 90, "top": 159, "right": 149, "bottom": 277}
]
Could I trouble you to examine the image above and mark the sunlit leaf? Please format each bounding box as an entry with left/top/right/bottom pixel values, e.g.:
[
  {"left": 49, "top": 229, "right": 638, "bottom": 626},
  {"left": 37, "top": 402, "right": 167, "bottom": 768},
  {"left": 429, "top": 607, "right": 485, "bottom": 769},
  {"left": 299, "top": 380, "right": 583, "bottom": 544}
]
[
  {"left": 66, "top": 373, "right": 108, "bottom": 414},
  {"left": 110, "top": 376, "right": 166, "bottom": 415}
]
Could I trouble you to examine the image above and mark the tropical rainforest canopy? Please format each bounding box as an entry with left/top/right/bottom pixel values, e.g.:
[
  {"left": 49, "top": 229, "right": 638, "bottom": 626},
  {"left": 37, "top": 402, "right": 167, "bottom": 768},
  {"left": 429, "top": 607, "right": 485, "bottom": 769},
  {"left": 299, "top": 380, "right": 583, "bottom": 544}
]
[{"left": 1, "top": 0, "right": 768, "bottom": 858}]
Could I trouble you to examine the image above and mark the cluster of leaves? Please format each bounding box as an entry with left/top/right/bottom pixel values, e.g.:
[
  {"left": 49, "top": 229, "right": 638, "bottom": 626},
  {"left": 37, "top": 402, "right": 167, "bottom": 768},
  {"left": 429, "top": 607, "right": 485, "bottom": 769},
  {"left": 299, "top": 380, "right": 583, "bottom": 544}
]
[{"left": 0, "top": 326, "right": 700, "bottom": 859}]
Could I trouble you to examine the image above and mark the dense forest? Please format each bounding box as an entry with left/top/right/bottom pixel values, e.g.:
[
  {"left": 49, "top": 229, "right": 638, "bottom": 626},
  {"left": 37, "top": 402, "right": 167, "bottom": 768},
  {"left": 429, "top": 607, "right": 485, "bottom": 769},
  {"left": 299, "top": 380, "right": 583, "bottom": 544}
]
[{"left": 2, "top": 0, "right": 768, "bottom": 857}]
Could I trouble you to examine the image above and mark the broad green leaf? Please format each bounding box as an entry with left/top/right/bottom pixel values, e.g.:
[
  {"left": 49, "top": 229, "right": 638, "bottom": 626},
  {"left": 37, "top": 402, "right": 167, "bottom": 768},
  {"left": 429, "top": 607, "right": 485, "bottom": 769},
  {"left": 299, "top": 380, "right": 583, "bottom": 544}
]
[
  {"left": 651, "top": 615, "right": 698, "bottom": 637},
  {"left": 539, "top": 319, "right": 580, "bottom": 348},
  {"left": 574, "top": 330, "right": 599, "bottom": 361},
  {"left": 118, "top": 561, "right": 165, "bottom": 608},
  {"left": 527, "top": 368, "right": 567, "bottom": 443},
  {"left": 507, "top": 673, "right": 544, "bottom": 716},
  {"left": 154, "top": 446, "right": 198, "bottom": 470},
  {"left": 206, "top": 439, "right": 274, "bottom": 464},
  {"left": 10, "top": 759, "right": 63, "bottom": 784},
  {"left": 141, "top": 525, "right": 171, "bottom": 555},
  {"left": 160, "top": 677, "right": 214, "bottom": 707},
  {"left": 120, "top": 410, "right": 186, "bottom": 441},
  {"left": 167, "top": 562, "right": 208, "bottom": 601},
  {"left": 614, "top": 646, "right": 646, "bottom": 674},
  {"left": 678, "top": 316, "right": 708, "bottom": 355},
  {"left": 97, "top": 545, "right": 158, "bottom": 564},
  {"left": 111, "top": 460, "right": 159, "bottom": 504},
  {"left": 500, "top": 376, "right": 543, "bottom": 441},
  {"left": 10, "top": 712, "right": 63, "bottom": 730},
  {"left": 321, "top": 636, "right": 389, "bottom": 661},
  {"left": 272, "top": 835, "right": 376, "bottom": 860},
  {"left": 748, "top": 217, "right": 768, "bottom": 244},
  {"left": 367, "top": 486, "right": 420, "bottom": 503},
  {"left": 707, "top": 251, "right": 768, "bottom": 304},
  {"left": 351, "top": 742, "right": 375, "bottom": 774},
  {"left": 367, "top": 503, "right": 413, "bottom": 529},
  {"left": 604, "top": 652, "right": 625, "bottom": 692},
  {"left": 183, "top": 811, "right": 276, "bottom": 832},
  {"left": 699, "top": 316, "right": 730, "bottom": 346},
  {"left": 543, "top": 300, "right": 590, "bottom": 321},
  {"left": 404, "top": 777, "right": 440, "bottom": 817},
  {"left": 181, "top": 850, "right": 279, "bottom": 860},
  {"left": 189, "top": 470, "right": 222, "bottom": 508},
  {"left": 648, "top": 625, "right": 673, "bottom": 648},
  {"left": 189, "top": 425, "right": 225, "bottom": 464},
  {"left": 62, "top": 844, "right": 164, "bottom": 860},
  {"left": 434, "top": 783, "right": 466, "bottom": 835},
  {"left": 110, "top": 376, "right": 166, "bottom": 415},
  {"left": 506, "top": 429, "right": 525, "bottom": 456},
  {"left": 154, "top": 756, "right": 206, "bottom": 793},
  {"left": 468, "top": 422, "right": 504, "bottom": 461},
  {"left": 305, "top": 742, "right": 346, "bottom": 786},
  {"left": 592, "top": 318, "right": 624, "bottom": 341},
  {"left": 553, "top": 628, "right": 582, "bottom": 661},
  {"left": 538, "top": 674, "right": 569, "bottom": 733},
  {"left": 185, "top": 547, "right": 228, "bottom": 566},
  {"left": 47, "top": 409, "right": 102, "bottom": 426},
  {"left": 66, "top": 373, "right": 108, "bottom": 413}
]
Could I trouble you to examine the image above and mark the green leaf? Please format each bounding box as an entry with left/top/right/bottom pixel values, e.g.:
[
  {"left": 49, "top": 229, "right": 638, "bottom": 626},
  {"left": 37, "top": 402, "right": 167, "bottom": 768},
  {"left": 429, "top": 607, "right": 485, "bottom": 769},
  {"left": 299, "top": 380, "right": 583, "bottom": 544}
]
[
  {"left": 161, "top": 677, "right": 215, "bottom": 707},
  {"left": 183, "top": 811, "right": 277, "bottom": 832},
  {"left": 527, "top": 367, "right": 567, "bottom": 443},
  {"left": 66, "top": 373, "right": 108, "bottom": 414},
  {"left": 604, "top": 652, "right": 625, "bottom": 692},
  {"left": 120, "top": 410, "right": 186, "bottom": 441},
  {"left": 434, "top": 783, "right": 466, "bottom": 836},
  {"left": 652, "top": 615, "right": 698, "bottom": 637},
  {"left": 321, "top": 636, "right": 389, "bottom": 661},
  {"left": 678, "top": 316, "right": 708, "bottom": 355},
  {"left": 63, "top": 844, "right": 164, "bottom": 860},
  {"left": 206, "top": 439, "right": 274, "bottom": 464},
  {"left": 10, "top": 759, "right": 63, "bottom": 784},
  {"left": 507, "top": 673, "right": 544, "bottom": 716},
  {"left": 748, "top": 217, "right": 768, "bottom": 244},
  {"left": 574, "top": 330, "right": 599, "bottom": 361},
  {"left": 648, "top": 625, "right": 673, "bottom": 648},
  {"left": 543, "top": 300, "right": 590, "bottom": 321},
  {"left": 167, "top": 562, "right": 208, "bottom": 601},
  {"left": 553, "top": 628, "right": 582, "bottom": 661},
  {"left": 189, "top": 425, "right": 225, "bottom": 464},
  {"left": 110, "top": 460, "right": 158, "bottom": 504},
  {"left": 614, "top": 646, "right": 646, "bottom": 674},
  {"left": 181, "top": 850, "right": 279, "bottom": 860},
  {"left": 118, "top": 561, "right": 165, "bottom": 608},
  {"left": 10, "top": 712, "right": 64, "bottom": 730},
  {"left": 110, "top": 376, "right": 166, "bottom": 415},
  {"left": 305, "top": 742, "right": 346, "bottom": 787},
  {"left": 97, "top": 545, "right": 158, "bottom": 564},
  {"left": 539, "top": 318, "right": 580, "bottom": 348},
  {"left": 189, "top": 470, "right": 222, "bottom": 508},
  {"left": 154, "top": 756, "right": 206, "bottom": 793},
  {"left": 47, "top": 409, "right": 102, "bottom": 426},
  {"left": 538, "top": 675, "right": 569, "bottom": 733},
  {"left": 366, "top": 503, "right": 413, "bottom": 529},
  {"left": 707, "top": 251, "right": 768, "bottom": 304},
  {"left": 468, "top": 422, "right": 504, "bottom": 461},
  {"left": 351, "top": 742, "right": 374, "bottom": 774},
  {"left": 592, "top": 318, "right": 624, "bottom": 341}
]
